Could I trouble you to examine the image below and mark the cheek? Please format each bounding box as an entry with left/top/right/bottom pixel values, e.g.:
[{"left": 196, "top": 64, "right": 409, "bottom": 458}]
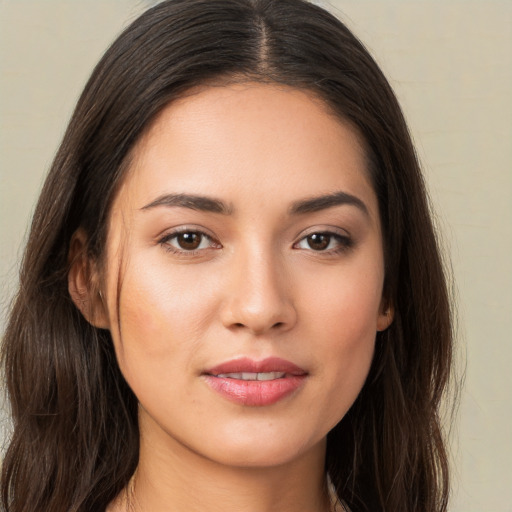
[
  {"left": 305, "top": 261, "right": 384, "bottom": 344},
  {"left": 315, "top": 304, "right": 376, "bottom": 430},
  {"left": 110, "top": 258, "right": 218, "bottom": 376},
  {"left": 317, "top": 282, "right": 377, "bottom": 380},
  {"left": 300, "top": 262, "right": 382, "bottom": 422}
]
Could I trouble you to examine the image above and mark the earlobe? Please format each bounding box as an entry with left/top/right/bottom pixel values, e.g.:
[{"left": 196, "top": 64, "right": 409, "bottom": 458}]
[
  {"left": 377, "top": 302, "right": 394, "bottom": 332},
  {"left": 68, "top": 229, "right": 110, "bottom": 329}
]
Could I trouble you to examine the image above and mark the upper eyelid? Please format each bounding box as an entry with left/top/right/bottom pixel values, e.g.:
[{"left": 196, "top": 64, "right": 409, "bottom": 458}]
[
  {"left": 294, "top": 225, "right": 351, "bottom": 240},
  {"left": 158, "top": 225, "right": 218, "bottom": 241},
  {"left": 293, "top": 232, "right": 350, "bottom": 246}
]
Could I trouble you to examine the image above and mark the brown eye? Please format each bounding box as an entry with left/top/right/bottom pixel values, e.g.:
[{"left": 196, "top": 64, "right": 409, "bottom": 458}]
[
  {"left": 175, "top": 232, "right": 203, "bottom": 250},
  {"left": 294, "top": 231, "right": 352, "bottom": 253},
  {"left": 161, "top": 230, "right": 216, "bottom": 253},
  {"left": 306, "top": 233, "right": 330, "bottom": 251}
]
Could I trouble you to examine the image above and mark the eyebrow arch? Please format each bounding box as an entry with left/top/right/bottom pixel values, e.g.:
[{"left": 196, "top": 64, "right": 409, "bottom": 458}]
[
  {"left": 141, "top": 193, "right": 232, "bottom": 214},
  {"left": 289, "top": 191, "right": 369, "bottom": 216}
]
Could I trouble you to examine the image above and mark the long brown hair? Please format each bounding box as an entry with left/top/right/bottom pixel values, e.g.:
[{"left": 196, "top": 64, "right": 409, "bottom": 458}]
[{"left": 1, "top": 1, "right": 455, "bottom": 510}]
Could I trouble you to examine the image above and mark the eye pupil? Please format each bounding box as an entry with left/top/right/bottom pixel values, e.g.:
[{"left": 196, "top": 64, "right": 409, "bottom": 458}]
[
  {"left": 307, "top": 233, "right": 330, "bottom": 250},
  {"left": 177, "top": 232, "right": 202, "bottom": 250}
]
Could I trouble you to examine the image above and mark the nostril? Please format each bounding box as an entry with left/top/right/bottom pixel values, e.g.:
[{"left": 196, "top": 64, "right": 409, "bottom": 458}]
[{"left": 230, "top": 321, "right": 285, "bottom": 331}]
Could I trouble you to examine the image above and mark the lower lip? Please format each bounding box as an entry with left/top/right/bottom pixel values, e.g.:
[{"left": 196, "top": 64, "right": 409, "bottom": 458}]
[{"left": 203, "top": 375, "right": 307, "bottom": 406}]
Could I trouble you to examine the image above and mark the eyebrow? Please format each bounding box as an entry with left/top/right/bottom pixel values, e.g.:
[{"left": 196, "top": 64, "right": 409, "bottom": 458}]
[
  {"left": 141, "top": 193, "right": 232, "bottom": 214},
  {"left": 140, "top": 190, "right": 369, "bottom": 217},
  {"left": 289, "top": 191, "right": 369, "bottom": 216}
]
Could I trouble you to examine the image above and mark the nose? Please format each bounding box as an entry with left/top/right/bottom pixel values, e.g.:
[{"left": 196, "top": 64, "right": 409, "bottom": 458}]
[{"left": 220, "top": 247, "right": 297, "bottom": 335}]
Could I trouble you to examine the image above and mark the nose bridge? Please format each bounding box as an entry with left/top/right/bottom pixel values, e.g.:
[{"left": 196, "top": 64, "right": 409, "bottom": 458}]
[{"left": 222, "top": 240, "right": 296, "bottom": 334}]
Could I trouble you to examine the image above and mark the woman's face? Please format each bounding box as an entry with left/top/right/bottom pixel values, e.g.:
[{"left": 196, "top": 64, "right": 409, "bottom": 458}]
[{"left": 100, "top": 83, "right": 390, "bottom": 468}]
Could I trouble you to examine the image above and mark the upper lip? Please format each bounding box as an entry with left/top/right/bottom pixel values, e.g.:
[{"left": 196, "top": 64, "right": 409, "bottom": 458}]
[{"left": 204, "top": 357, "right": 307, "bottom": 376}]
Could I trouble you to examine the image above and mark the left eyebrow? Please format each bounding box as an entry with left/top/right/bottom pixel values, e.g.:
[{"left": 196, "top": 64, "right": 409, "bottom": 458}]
[
  {"left": 289, "top": 191, "right": 369, "bottom": 217},
  {"left": 140, "top": 193, "right": 233, "bottom": 214}
]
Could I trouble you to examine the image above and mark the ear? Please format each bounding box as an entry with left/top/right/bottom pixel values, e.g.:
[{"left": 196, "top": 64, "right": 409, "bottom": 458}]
[
  {"left": 68, "top": 228, "right": 110, "bottom": 329},
  {"left": 376, "top": 299, "right": 394, "bottom": 332}
]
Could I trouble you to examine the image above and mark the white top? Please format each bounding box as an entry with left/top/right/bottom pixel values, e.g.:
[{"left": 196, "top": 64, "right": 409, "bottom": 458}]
[{"left": 327, "top": 476, "right": 350, "bottom": 512}]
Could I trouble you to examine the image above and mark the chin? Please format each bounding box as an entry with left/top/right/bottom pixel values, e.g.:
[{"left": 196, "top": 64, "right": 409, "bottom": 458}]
[{"left": 197, "top": 426, "right": 325, "bottom": 469}]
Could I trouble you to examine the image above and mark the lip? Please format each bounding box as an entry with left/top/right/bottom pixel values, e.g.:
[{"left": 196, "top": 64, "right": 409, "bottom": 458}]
[{"left": 202, "top": 357, "right": 308, "bottom": 407}]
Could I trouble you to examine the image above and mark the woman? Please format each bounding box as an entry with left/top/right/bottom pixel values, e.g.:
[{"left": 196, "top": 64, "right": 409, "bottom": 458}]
[{"left": 1, "top": 0, "right": 454, "bottom": 511}]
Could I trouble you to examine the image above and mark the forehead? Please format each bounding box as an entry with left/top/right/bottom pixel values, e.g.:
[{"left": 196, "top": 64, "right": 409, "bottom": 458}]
[{"left": 116, "top": 83, "right": 376, "bottom": 217}]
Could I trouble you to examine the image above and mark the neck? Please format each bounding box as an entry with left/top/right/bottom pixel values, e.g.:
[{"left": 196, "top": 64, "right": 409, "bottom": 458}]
[{"left": 123, "top": 415, "right": 330, "bottom": 512}]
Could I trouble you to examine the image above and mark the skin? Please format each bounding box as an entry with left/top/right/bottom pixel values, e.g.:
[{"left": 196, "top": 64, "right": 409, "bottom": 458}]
[{"left": 70, "top": 83, "right": 392, "bottom": 512}]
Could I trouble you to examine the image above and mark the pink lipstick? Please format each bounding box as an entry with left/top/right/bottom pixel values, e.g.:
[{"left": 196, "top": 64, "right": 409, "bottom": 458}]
[{"left": 202, "top": 357, "right": 307, "bottom": 406}]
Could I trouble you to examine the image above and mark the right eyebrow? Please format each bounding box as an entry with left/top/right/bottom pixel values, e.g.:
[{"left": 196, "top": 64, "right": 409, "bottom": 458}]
[
  {"left": 288, "top": 191, "right": 369, "bottom": 217},
  {"left": 140, "top": 193, "right": 233, "bottom": 215}
]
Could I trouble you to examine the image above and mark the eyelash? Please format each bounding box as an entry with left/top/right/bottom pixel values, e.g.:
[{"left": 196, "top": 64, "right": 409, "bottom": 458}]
[
  {"left": 158, "top": 228, "right": 220, "bottom": 256},
  {"left": 293, "top": 231, "right": 353, "bottom": 254},
  {"left": 158, "top": 229, "right": 353, "bottom": 256}
]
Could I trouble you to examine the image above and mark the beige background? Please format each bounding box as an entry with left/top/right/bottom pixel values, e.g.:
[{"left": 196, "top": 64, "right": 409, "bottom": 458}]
[{"left": 1, "top": 1, "right": 511, "bottom": 510}]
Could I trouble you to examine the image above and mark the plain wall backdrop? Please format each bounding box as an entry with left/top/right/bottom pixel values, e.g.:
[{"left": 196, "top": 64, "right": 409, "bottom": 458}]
[{"left": 1, "top": 1, "right": 511, "bottom": 510}]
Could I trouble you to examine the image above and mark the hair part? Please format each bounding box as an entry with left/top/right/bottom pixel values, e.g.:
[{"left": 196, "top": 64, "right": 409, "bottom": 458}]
[{"left": 1, "top": 1, "right": 455, "bottom": 511}]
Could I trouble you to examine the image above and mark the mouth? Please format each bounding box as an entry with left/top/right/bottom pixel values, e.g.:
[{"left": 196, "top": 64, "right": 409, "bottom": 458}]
[
  {"left": 202, "top": 357, "right": 308, "bottom": 406},
  {"left": 214, "top": 371, "right": 287, "bottom": 381}
]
